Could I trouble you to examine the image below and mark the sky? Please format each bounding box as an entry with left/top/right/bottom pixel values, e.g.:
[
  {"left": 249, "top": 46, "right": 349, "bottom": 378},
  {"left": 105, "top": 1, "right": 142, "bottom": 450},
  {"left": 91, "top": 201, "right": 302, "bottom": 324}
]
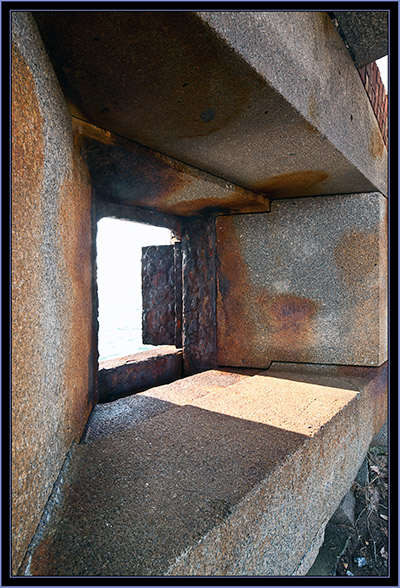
[
  {"left": 376, "top": 56, "right": 388, "bottom": 91},
  {"left": 97, "top": 218, "right": 171, "bottom": 359}
]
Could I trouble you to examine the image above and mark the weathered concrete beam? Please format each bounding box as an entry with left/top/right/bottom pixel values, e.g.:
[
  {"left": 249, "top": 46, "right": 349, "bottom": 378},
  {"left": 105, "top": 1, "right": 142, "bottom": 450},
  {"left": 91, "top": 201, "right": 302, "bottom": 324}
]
[
  {"left": 198, "top": 11, "right": 388, "bottom": 196},
  {"left": 74, "top": 118, "right": 270, "bottom": 216},
  {"left": 216, "top": 192, "right": 387, "bottom": 367},
  {"left": 35, "top": 11, "right": 387, "bottom": 199},
  {"left": 23, "top": 363, "right": 387, "bottom": 576}
]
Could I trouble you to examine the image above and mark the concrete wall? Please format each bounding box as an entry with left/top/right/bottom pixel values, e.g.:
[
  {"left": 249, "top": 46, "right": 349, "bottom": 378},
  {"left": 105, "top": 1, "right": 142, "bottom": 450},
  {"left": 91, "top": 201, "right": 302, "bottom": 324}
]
[
  {"left": 12, "top": 12, "right": 94, "bottom": 574},
  {"left": 216, "top": 192, "right": 387, "bottom": 368}
]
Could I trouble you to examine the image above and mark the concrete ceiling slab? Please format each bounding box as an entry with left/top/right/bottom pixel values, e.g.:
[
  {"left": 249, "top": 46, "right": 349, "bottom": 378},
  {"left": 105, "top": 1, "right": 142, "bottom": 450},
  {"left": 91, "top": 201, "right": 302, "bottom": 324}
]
[
  {"left": 330, "top": 11, "right": 388, "bottom": 67},
  {"left": 34, "top": 11, "right": 387, "bottom": 202}
]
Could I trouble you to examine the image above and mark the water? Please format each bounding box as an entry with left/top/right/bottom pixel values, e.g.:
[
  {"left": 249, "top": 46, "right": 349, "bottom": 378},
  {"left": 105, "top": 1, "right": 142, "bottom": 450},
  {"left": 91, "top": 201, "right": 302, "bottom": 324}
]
[{"left": 98, "top": 307, "right": 156, "bottom": 362}]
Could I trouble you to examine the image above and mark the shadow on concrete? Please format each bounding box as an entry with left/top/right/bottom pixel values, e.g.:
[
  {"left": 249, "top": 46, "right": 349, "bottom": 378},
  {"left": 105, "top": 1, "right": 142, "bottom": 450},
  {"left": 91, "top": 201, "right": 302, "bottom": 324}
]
[{"left": 28, "top": 404, "right": 308, "bottom": 576}]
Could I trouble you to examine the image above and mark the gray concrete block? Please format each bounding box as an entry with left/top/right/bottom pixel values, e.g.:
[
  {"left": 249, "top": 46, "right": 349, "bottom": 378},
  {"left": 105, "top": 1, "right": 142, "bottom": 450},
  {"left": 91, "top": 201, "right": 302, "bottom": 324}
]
[
  {"left": 331, "top": 490, "right": 356, "bottom": 527},
  {"left": 98, "top": 346, "right": 183, "bottom": 403},
  {"left": 355, "top": 457, "right": 369, "bottom": 488},
  {"left": 198, "top": 11, "right": 387, "bottom": 196},
  {"left": 370, "top": 421, "right": 388, "bottom": 448},
  {"left": 216, "top": 192, "right": 387, "bottom": 367}
]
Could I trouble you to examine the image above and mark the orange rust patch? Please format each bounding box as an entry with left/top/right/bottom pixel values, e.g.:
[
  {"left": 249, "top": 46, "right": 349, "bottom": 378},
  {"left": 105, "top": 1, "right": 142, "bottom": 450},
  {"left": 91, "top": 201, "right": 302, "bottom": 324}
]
[
  {"left": 253, "top": 170, "right": 329, "bottom": 199},
  {"left": 11, "top": 42, "right": 46, "bottom": 576},
  {"left": 369, "top": 127, "right": 385, "bottom": 159},
  {"left": 29, "top": 536, "right": 56, "bottom": 576},
  {"left": 79, "top": 134, "right": 189, "bottom": 208},
  {"left": 58, "top": 146, "right": 94, "bottom": 437},
  {"left": 76, "top": 122, "right": 270, "bottom": 216},
  {"left": 334, "top": 231, "right": 379, "bottom": 288},
  {"left": 319, "top": 11, "right": 336, "bottom": 37},
  {"left": 216, "top": 217, "right": 251, "bottom": 362},
  {"left": 216, "top": 218, "right": 318, "bottom": 366},
  {"left": 162, "top": 188, "right": 270, "bottom": 216},
  {"left": 268, "top": 292, "right": 317, "bottom": 336}
]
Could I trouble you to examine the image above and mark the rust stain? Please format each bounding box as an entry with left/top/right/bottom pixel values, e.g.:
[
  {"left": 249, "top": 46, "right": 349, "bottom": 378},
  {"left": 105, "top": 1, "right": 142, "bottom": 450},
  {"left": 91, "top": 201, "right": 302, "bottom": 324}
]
[
  {"left": 164, "top": 188, "right": 270, "bottom": 216},
  {"left": 76, "top": 121, "right": 270, "bottom": 216},
  {"left": 334, "top": 231, "right": 379, "bottom": 288},
  {"left": 80, "top": 135, "right": 189, "bottom": 208},
  {"left": 29, "top": 536, "right": 55, "bottom": 576},
  {"left": 182, "top": 217, "right": 217, "bottom": 374},
  {"left": 58, "top": 146, "right": 95, "bottom": 438},
  {"left": 319, "top": 11, "right": 336, "bottom": 37},
  {"left": 253, "top": 170, "right": 329, "bottom": 199},
  {"left": 216, "top": 218, "right": 318, "bottom": 366},
  {"left": 369, "top": 126, "right": 385, "bottom": 159},
  {"left": 11, "top": 42, "right": 46, "bottom": 576},
  {"left": 268, "top": 292, "right": 317, "bottom": 343}
]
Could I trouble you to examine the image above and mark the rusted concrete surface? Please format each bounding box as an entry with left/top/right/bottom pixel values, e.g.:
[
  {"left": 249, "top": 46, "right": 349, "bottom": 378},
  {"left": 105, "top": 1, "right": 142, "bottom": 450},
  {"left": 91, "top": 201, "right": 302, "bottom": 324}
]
[
  {"left": 98, "top": 347, "right": 183, "bottom": 403},
  {"left": 85, "top": 368, "right": 256, "bottom": 442},
  {"left": 216, "top": 192, "right": 387, "bottom": 367},
  {"left": 75, "top": 118, "right": 270, "bottom": 216},
  {"left": 182, "top": 217, "right": 217, "bottom": 375},
  {"left": 34, "top": 11, "right": 386, "bottom": 199},
  {"left": 12, "top": 12, "right": 94, "bottom": 574},
  {"left": 24, "top": 363, "right": 386, "bottom": 576}
]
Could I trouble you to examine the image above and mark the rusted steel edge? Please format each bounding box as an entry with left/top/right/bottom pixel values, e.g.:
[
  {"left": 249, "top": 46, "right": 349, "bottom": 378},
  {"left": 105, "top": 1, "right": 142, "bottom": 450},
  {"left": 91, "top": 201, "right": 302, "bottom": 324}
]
[
  {"left": 174, "top": 242, "right": 183, "bottom": 348},
  {"left": 142, "top": 245, "right": 176, "bottom": 346}
]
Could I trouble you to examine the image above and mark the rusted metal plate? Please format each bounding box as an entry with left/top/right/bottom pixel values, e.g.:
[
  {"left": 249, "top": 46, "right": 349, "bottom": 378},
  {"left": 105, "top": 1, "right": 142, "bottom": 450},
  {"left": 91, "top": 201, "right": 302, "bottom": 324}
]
[
  {"left": 216, "top": 193, "right": 387, "bottom": 367},
  {"left": 142, "top": 245, "right": 176, "bottom": 346},
  {"left": 182, "top": 217, "right": 217, "bottom": 375}
]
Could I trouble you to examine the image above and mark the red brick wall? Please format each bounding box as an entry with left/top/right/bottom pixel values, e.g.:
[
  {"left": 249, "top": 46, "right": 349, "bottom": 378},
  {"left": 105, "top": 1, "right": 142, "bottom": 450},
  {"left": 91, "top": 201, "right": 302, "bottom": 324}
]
[{"left": 358, "top": 62, "right": 388, "bottom": 146}]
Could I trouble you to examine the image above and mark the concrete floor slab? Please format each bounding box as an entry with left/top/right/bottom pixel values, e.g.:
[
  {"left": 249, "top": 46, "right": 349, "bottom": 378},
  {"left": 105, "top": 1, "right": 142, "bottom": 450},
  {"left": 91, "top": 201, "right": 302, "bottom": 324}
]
[{"left": 24, "top": 364, "right": 386, "bottom": 576}]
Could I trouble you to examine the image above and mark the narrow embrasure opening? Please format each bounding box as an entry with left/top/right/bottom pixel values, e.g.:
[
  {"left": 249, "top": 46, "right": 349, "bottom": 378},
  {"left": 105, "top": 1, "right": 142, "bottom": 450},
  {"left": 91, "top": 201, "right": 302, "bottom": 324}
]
[{"left": 96, "top": 217, "right": 172, "bottom": 363}]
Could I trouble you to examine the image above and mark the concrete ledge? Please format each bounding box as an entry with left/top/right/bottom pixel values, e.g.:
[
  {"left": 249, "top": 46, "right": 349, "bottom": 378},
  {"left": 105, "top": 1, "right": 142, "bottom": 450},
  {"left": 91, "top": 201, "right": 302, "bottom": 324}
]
[
  {"left": 98, "top": 346, "right": 183, "bottom": 403},
  {"left": 85, "top": 368, "right": 256, "bottom": 442},
  {"left": 27, "top": 362, "right": 387, "bottom": 576}
]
